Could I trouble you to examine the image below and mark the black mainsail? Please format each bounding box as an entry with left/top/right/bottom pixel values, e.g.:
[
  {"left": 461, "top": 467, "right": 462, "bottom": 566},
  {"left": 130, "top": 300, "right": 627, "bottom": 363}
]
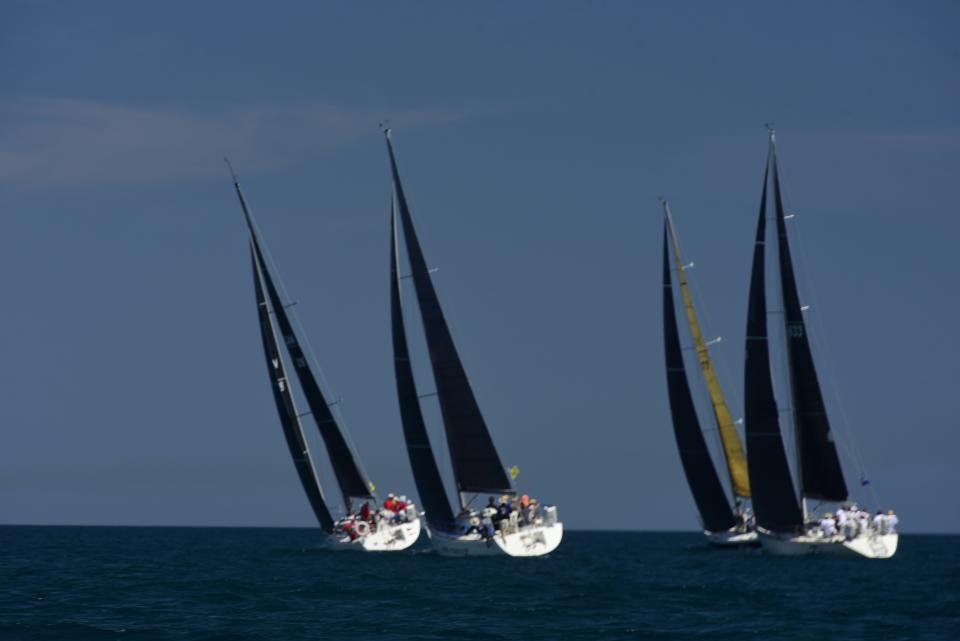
[
  {"left": 744, "top": 152, "right": 804, "bottom": 533},
  {"left": 232, "top": 167, "right": 371, "bottom": 526},
  {"left": 250, "top": 244, "right": 335, "bottom": 533},
  {"left": 771, "top": 153, "right": 848, "bottom": 503},
  {"left": 254, "top": 238, "right": 373, "bottom": 508},
  {"left": 390, "top": 200, "right": 455, "bottom": 527},
  {"left": 385, "top": 130, "right": 513, "bottom": 499},
  {"left": 662, "top": 226, "right": 737, "bottom": 533}
]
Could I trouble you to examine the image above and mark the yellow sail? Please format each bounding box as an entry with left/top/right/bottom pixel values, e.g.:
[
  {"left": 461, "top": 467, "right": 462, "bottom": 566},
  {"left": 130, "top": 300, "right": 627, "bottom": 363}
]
[{"left": 664, "top": 204, "right": 751, "bottom": 498}]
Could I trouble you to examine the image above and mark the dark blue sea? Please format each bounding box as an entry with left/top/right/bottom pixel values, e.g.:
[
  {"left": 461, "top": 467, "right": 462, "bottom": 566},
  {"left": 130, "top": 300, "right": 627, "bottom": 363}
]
[{"left": 1, "top": 527, "right": 957, "bottom": 640}]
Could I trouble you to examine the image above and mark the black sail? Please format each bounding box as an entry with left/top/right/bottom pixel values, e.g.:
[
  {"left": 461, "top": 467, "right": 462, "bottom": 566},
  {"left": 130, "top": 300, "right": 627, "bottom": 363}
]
[
  {"left": 662, "top": 226, "right": 737, "bottom": 533},
  {"left": 233, "top": 178, "right": 373, "bottom": 507},
  {"left": 385, "top": 133, "right": 513, "bottom": 497},
  {"left": 251, "top": 244, "right": 335, "bottom": 533},
  {"left": 771, "top": 154, "right": 848, "bottom": 502},
  {"left": 390, "top": 202, "right": 455, "bottom": 527},
  {"left": 744, "top": 158, "right": 804, "bottom": 533},
  {"left": 257, "top": 243, "right": 373, "bottom": 506}
]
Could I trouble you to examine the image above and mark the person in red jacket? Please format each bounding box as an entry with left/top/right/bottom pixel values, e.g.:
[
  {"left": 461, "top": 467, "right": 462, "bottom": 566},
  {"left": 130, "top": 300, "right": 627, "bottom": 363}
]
[
  {"left": 359, "top": 502, "right": 371, "bottom": 522},
  {"left": 393, "top": 496, "right": 409, "bottom": 523},
  {"left": 341, "top": 519, "right": 358, "bottom": 541},
  {"left": 383, "top": 493, "right": 398, "bottom": 512}
]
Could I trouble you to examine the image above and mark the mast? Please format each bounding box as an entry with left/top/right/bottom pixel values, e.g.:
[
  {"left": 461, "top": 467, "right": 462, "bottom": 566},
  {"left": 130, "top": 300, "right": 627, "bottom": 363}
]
[
  {"left": 769, "top": 137, "right": 848, "bottom": 503},
  {"left": 384, "top": 130, "right": 513, "bottom": 502},
  {"left": 250, "top": 241, "right": 335, "bottom": 533},
  {"left": 390, "top": 197, "right": 455, "bottom": 528},
  {"left": 743, "top": 142, "right": 803, "bottom": 534},
  {"left": 662, "top": 223, "right": 737, "bottom": 533},
  {"left": 256, "top": 242, "right": 373, "bottom": 510},
  {"left": 663, "top": 202, "right": 750, "bottom": 500},
  {"left": 230, "top": 165, "right": 372, "bottom": 514}
]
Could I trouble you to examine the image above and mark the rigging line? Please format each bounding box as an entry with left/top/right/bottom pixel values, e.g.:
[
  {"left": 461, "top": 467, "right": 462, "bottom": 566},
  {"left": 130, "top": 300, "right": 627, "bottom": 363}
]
[
  {"left": 673, "top": 270, "right": 725, "bottom": 479},
  {"left": 270, "top": 301, "right": 352, "bottom": 510},
  {"left": 404, "top": 210, "right": 509, "bottom": 480},
  {"left": 668, "top": 238, "right": 733, "bottom": 502},
  {"left": 241, "top": 188, "right": 375, "bottom": 497},
  {"left": 273, "top": 280, "right": 372, "bottom": 491},
  {"left": 398, "top": 238, "right": 457, "bottom": 506},
  {"left": 775, "top": 155, "right": 882, "bottom": 510},
  {"left": 773, "top": 151, "right": 878, "bottom": 505},
  {"left": 253, "top": 247, "right": 331, "bottom": 510},
  {"left": 230, "top": 166, "right": 342, "bottom": 514},
  {"left": 667, "top": 226, "right": 737, "bottom": 413},
  {"left": 683, "top": 248, "right": 746, "bottom": 427},
  {"left": 765, "top": 161, "right": 800, "bottom": 486},
  {"left": 680, "top": 298, "right": 729, "bottom": 488},
  {"left": 387, "top": 131, "right": 510, "bottom": 499},
  {"left": 667, "top": 212, "right": 744, "bottom": 501},
  {"left": 786, "top": 216, "right": 880, "bottom": 506},
  {"left": 696, "top": 307, "right": 745, "bottom": 429}
]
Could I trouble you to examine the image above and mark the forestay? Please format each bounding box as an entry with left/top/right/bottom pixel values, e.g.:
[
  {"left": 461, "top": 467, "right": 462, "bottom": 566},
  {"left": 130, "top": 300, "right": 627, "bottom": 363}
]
[
  {"left": 770, "top": 154, "right": 848, "bottom": 503},
  {"left": 664, "top": 204, "right": 750, "bottom": 499},
  {"left": 390, "top": 199, "right": 456, "bottom": 527},
  {"left": 662, "top": 225, "right": 737, "bottom": 533},
  {"left": 250, "top": 245, "right": 335, "bottom": 533},
  {"left": 385, "top": 131, "right": 513, "bottom": 497},
  {"left": 743, "top": 156, "right": 804, "bottom": 534}
]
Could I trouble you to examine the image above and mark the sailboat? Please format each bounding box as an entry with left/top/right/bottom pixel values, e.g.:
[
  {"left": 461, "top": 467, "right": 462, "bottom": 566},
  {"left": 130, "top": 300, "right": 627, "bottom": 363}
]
[
  {"left": 661, "top": 201, "right": 757, "bottom": 547},
  {"left": 385, "top": 129, "right": 563, "bottom": 557},
  {"left": 229, "top": 163, "right": 421, "bottom": 552},
  {"left": 743, "top": 130, "right": 898, "bottom": 558}
]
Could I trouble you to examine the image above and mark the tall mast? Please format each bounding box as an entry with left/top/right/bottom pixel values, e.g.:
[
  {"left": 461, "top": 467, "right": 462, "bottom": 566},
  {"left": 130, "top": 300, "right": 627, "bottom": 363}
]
[
  {"left": 767, "top": 129, "right": 804, "bottom": 520},
  {"left": 250, "top": 240, "right": 335, "bottom": 533},
  {"left": 390, "top": 190, "right": 456, "bottom": 527},
  {"left": 769, "top": 132, "right": 848, "bottom": 507},
  {"left": 662, "top": 201, "right": 750, "bottom": 500},
  {"left": 384, "top": 130, "right": 513, "bottom": 502},
  {"left": 743, "top": 141, "right": 804, "bottom": 533},
  {"left": 662, "top": 222, "right": 737, "bottom": 533},
  {"left": 230, "top": 161, "right": 373, "bottom": 516}
]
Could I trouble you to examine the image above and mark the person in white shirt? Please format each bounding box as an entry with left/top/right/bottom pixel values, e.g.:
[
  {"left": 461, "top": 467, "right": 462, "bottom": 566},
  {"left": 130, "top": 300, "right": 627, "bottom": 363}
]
[
  {"left": 837, "top": 507, "right": 857, "bottom": 539},
  {"left": 858, "top": 512, "right": 869, "bottom": 536},
  {"left": 820, "top": 515, "right": 837, "bottom": 537},
  {"left": 836, "top": 507, "right": 847, "bottom": 527},
  {"left": 887, "top": 510, "right": 899, "bottom": 534},
  {"left": 873, "top": 511, "right": 888, "bottom": 534},
  {"left": 848, "top": 505, "right": 861, "bottom": 534}
]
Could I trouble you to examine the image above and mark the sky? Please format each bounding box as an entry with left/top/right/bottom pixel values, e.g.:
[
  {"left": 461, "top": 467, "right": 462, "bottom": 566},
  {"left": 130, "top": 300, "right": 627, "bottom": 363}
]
[{"left": 1, "top": 1, "right": 958, "bottom": 533}]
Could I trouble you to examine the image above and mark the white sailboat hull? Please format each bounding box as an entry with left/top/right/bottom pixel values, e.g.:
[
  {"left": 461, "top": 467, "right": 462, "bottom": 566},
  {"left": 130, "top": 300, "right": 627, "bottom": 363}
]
[
  {"left": 706, "top": 529, "right": 759, "bottom": 547},
  {"left": 428, "top": 521, "right": 563, "bottom": 557},
  {"left": 327, "top": 517, "right": 422, "bottom": 552},
  {"left": 758, "top": 529, "right": 898, "bottom": 559}
]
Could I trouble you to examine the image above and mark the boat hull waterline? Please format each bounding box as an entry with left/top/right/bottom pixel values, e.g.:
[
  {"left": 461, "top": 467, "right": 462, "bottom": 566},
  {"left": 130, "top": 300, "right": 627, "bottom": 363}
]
[
  {"left": 427, "top": 522, "right": 563, "bottom": 557},
  {"left": 327, "top": 518, "right": 422, "bottom": 552},
  {"left": 706, "top": 529, "right": 760, "bottom": 548},
  {"left": 758, "top": 529, "right": 898, "bottom": 559}
]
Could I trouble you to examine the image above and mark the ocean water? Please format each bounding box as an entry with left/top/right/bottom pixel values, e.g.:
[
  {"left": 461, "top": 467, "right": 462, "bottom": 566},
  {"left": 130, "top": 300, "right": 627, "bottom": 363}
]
[{"left": 1, "top": 527, "right": 957, "bottom": 640}]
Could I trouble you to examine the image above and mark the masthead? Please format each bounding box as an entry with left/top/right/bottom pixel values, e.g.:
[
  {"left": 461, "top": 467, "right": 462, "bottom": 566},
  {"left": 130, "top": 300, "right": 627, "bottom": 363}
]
[{"left": 224, "top": 156, "right": 239, "bottom": 184}]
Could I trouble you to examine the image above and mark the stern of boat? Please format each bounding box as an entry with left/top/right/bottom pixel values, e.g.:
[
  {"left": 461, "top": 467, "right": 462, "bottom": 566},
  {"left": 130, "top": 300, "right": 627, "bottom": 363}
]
[
  {"left": 759, "top": 529, "right": 899, "bottom": 558},
  {"left": 842, "top": 533, "right": 898, "bottom": 559},
  {"left": 706, "top": 529, "right": 760, "bottom": 548},
  {"left": 360, "top": 517, "right": 422, "bottom": 552},
  {"left": 427, "top": 519, "right": 563, "bottom": 558},
  {"left": 492, "top": 521, "right": 563, "bottom": 557}
]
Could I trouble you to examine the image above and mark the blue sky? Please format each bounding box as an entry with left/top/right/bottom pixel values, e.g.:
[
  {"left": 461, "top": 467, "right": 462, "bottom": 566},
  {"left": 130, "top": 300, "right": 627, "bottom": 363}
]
[{"left": 1, "top": 1, "right": 957, "bottom": 532}]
